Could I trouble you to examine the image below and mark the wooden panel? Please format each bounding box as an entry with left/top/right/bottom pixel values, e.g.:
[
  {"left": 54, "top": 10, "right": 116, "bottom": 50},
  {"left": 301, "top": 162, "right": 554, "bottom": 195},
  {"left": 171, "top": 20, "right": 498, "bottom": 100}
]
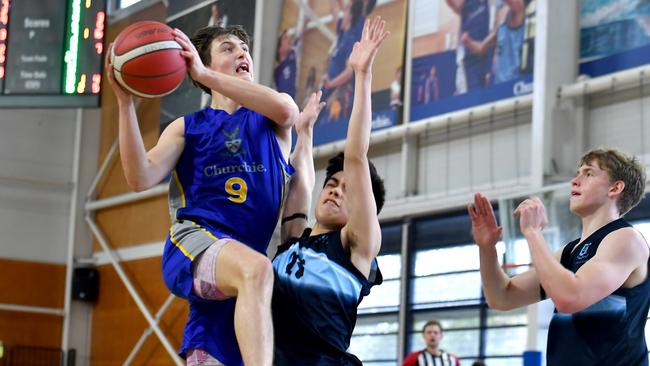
[
  {"left": 0, "top": 259, "right": 65, "bottom": 308},
  {"left": 91, "top": 258, "right": 187, "bottom": 366},
  {"left": 0, "top": 311, "right": 62, "bottom": 348},
  {"left": 93, "top": 195, "right": 169, "bottom": 251},
  {"left": 0, "top": 259, "right": 64, "bottom": 349}
]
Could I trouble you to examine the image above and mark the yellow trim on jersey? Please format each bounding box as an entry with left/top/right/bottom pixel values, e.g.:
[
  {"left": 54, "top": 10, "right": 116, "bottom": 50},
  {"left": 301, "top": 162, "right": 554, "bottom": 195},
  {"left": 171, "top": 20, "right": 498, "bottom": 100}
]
[
  {"left": 188, "top": 220, "right": 220, "bottom": 242},
  {"left": 172, "top": 169, "right": 187, "bottom": 208},
  {"left": 169, "top": 227, "right": 194, "bottom": 261}
]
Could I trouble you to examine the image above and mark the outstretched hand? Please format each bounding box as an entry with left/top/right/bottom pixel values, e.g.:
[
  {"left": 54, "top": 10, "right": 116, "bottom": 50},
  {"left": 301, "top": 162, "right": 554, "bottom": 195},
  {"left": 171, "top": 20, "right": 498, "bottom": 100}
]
[
  {"left": 296, "top": 91, "right": 326, "bottom": 135},
  {"left": 348, "top": 16, "right": 390, "bottom": 74},
  {"left": 468, "top": 193, "right": 502, "bottom": 248}
]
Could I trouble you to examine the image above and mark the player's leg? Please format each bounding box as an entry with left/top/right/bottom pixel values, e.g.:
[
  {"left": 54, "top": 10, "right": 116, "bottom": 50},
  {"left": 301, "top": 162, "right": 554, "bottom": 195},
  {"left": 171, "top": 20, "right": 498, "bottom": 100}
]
[{"left": 193, "top": 238, "right": 274, "bottom": 366}]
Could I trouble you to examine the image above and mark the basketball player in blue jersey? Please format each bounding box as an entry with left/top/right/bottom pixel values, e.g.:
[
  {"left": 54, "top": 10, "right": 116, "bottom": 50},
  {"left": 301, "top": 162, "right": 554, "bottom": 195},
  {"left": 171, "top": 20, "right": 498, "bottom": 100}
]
[
  {"left": 321, "top": 0, "right": 364, "bottom": 101},
  {"left": 274, "top": 4, "right": 311, "bottom": 100},
  {"left": 105, "top": 24, "right": 299, "bottom": 366},
  {"left": 272, "top": 17, "right": 389, "bottom": 365},
  {"left": 468, "top": 149, "right": 650, "bottom": 365},
  {"left": 446, "top": 0, "right": 491, "bottom": 93}
]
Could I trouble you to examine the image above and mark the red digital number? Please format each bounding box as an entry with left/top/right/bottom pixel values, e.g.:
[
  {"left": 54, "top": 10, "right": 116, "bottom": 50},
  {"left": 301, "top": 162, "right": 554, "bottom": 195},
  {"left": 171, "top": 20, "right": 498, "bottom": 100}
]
[
  {"left": 92, "top": 73, "right": 101, "bottom": 93},
  {"left": 94, "top": 11, "right": 105, "bottom": 40}
]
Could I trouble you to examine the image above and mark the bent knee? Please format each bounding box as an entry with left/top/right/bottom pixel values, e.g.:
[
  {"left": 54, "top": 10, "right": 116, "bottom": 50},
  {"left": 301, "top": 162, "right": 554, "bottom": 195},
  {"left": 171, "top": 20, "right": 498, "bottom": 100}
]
[{"left": 239, "top": 254, "right": 274, "bottom": 290}]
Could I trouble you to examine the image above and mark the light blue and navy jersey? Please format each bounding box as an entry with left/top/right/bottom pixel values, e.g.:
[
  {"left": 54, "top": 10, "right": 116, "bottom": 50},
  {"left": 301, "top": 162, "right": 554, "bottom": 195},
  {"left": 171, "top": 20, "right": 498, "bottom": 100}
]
[
  {"left": 169, "top": 106, "right": 292, "bottom": 255},
  {"left": 547, "top": 218, "right": 650, "bottom": 366},
  {"left": 272, "top": 229, "right": 382, "bottom": 365}
]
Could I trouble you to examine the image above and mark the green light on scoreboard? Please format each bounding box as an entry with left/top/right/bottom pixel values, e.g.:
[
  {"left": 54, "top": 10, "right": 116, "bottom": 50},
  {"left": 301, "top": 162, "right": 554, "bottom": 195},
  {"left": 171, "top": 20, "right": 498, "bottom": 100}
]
[{"left": 64, "top": 0, "right": 81, "bottom": 94}]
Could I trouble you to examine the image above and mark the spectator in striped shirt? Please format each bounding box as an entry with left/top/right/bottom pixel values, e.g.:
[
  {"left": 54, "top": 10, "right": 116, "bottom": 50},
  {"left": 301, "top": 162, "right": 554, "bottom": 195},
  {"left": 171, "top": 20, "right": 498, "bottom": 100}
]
[{"left": 403, "top": 320, "right": 461, "bottom": 366}]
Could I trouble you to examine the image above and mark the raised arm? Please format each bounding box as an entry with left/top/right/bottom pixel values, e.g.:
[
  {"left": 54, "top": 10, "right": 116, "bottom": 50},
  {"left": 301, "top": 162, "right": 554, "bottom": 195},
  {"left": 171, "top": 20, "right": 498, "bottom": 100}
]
[
  {"left": 468, "top": 193, "right": 544, "bottom": 310},
  {"left": 341, "top": 17, "right": 389, "bottom": 278},
  {"left": 281, "top": 91, "right": 326, "bottom": 243},
  {"left": 172, "top": 29, "right": 298, "bottom": 129},
  {"left": 105, "top": 44, "right": 185, "bottom": 192}
]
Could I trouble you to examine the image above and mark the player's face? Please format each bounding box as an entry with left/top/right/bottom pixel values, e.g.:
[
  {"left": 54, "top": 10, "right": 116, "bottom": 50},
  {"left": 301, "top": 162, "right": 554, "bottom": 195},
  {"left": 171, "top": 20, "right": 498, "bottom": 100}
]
[
  {"left": 569, "top": 160, "right": 618, "bottom": 215},
  {"left": 279, "top": 32, "right": 294, "bottom": 55},
  {"left": 315, "top": 172, "right": 349, "bottom": 228},
  {"left": 210, "top": 35, "right": 254, "bottom": 82},
  {"left": 423, "top": 325, "right": 442, "bottom": 348}
]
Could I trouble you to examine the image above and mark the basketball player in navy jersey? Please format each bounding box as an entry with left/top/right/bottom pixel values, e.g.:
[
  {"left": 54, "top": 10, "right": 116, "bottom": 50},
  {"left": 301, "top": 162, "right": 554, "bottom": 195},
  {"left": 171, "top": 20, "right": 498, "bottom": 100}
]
[
  {"left": 272, "top": 17, "right": 389, "bottom": 365},
  {"left": 105, "top": 24, "right": 299, "bottom": 366},
  {"left": 446, "top": 0, "right": 491, "bottom": 93},
  {"left": 469, "top": 149, "right": 650, "bottom": 365}
]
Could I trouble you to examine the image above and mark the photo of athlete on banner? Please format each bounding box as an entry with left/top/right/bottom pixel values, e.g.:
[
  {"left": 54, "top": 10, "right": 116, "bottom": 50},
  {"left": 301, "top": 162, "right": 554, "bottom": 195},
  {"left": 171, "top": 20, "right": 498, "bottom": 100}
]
[
  {"left": 410, "top": 0, "right": 536, "bottom": 122},
  {"left": 275, "top": 0, "right": 408, "bottom": 146}
]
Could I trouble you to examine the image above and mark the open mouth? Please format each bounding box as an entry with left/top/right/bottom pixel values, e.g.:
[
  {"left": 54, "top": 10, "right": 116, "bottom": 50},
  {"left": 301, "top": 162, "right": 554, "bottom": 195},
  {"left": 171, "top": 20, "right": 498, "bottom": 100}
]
[{"left": 236, "top": 63, "right": 250, "bottom": 74}]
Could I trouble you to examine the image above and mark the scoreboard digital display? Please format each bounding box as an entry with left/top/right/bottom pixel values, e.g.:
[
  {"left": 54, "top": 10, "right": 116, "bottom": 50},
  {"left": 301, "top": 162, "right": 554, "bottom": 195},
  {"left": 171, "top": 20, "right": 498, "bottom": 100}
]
[{"left": 0, "top": 0, "right": 106, "bottom": 108}]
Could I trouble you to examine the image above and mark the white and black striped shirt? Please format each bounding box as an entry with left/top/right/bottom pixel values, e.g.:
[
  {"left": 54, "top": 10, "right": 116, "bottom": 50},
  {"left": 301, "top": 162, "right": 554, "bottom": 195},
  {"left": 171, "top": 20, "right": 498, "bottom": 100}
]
[{"left": 404, "top": 349, "right": 460, "bottom": 366}]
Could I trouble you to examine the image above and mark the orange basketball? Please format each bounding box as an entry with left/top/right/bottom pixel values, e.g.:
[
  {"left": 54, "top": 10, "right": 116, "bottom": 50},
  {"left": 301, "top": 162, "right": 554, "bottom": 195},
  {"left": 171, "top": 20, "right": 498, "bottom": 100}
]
[{"left": 111, "top": 21, "right": 187, "bottom": 98}]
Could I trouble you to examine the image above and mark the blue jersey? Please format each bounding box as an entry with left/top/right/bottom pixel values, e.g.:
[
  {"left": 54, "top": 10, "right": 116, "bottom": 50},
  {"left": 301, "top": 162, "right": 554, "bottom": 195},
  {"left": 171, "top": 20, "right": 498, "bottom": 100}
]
[
  {"left": 274, "top": 48, "right": 297, "bottom": 99},
  {"left": 164, "top": 106, "right": 292, "bottom": 365},
  {"left": 494, "top": 13, "right": 525, "bottom": 84},
  {"left": 461, "top": 0, "right": 491, "bottom": 89},
  {"left": 272, "top": 229, "right": 382, "bottom": 365},
  {"left": 547, "top": 218, "right": 650, "bottom": 366},
  {"left": 170, "top": 106, "right": 292, "bottom": 254},
  {"left": 327, "top": 19, "right": 358, "bottom": 81}
]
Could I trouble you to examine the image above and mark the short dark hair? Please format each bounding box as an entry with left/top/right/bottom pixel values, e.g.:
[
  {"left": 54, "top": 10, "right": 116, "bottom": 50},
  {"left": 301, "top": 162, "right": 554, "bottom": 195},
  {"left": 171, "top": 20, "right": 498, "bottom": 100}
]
[
  {"left": 422, "top": 320, "right": 442, "bottom": 334},
  {"left": 324, "top": 152, "right": 386, "bottom": 214},
  {"left": 190, "top": 25, "right": 251, "bottom": 95},
  {"left": 579, "top": 148, "right": 646, "bottom": 214}
]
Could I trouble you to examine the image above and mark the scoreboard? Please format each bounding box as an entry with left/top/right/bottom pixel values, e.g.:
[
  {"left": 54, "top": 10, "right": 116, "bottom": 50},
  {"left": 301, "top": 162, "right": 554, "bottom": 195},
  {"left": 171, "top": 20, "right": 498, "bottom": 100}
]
[{"left": 0, "top": 0, "right": 106, "bottom": 108}]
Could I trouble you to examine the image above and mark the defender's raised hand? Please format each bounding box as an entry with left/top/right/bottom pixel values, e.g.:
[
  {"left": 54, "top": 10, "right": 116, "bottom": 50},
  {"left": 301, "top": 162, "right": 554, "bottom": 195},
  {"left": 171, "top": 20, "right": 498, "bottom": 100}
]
[
  {"left": 468, "top": 193, "right": 503, "bottom": 248},
  {"left": 348, "top": 16, "right": 390, "bottom": 74},
  {"left": 296, "top": 91, "right": 326, "bottom": 136}
]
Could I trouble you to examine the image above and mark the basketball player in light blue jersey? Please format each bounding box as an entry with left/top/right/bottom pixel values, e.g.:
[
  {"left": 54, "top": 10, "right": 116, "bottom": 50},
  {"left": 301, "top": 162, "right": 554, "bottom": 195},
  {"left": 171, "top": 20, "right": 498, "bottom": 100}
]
[
  {"left": 272, "top": 17, "right": 389, "bottom": 365},
  {"left": 105, "top": 24, "right": 299, "bottom": 366}
]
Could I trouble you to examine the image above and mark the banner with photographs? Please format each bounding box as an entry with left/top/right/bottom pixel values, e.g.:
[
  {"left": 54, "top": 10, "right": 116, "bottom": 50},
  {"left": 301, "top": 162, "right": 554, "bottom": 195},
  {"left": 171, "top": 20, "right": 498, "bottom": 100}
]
[
  {"left": 580, "top": 0, "right": 650, "bottom": 77},
  {"left": 275, "top": 0, "right": 408, "bottom": 146},
  {"left": 160, "top": 0, "right": 257, "bottom": 130},
  {"left": 410, "top": 0, "right": 536, "bottom": 122}
]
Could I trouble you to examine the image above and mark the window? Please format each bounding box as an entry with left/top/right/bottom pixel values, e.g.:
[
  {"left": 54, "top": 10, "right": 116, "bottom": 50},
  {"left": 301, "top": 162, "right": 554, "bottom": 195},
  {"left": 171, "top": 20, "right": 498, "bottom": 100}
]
[
  {"left": 351, "top": 224, "right": 402, "bottom": 365},
  {"left": 349, "top": 314, "right": 399, "bottom": 365},
  {"left": 410, "top": 308, "right": 481, "bottom": 358},
  {"left": 408, "top": 210, "right": 526, "bottom": 364},
  {"left": 484, "top": 308, "right": 528, "bottom": 364}
]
